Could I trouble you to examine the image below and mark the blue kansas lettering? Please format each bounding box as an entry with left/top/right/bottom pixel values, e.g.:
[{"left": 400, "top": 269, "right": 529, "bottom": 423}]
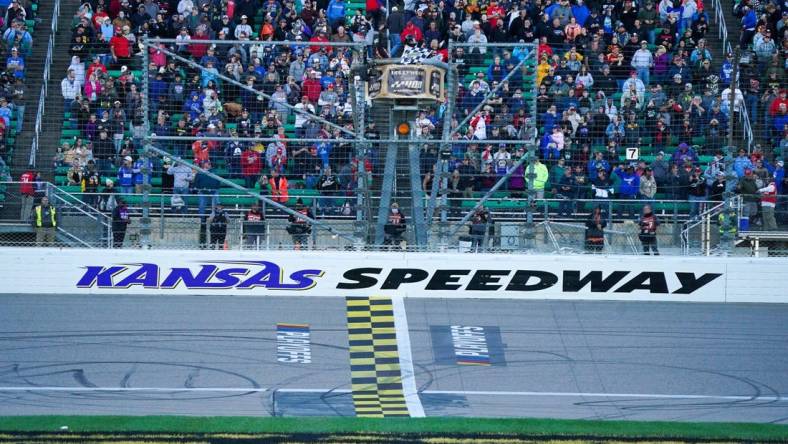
[
  {"left": 160, "top": 265, "right": 219, "bottom": 288},
  {"left": 77, "top": 261, "right": 324, "bottom": 290},
  {"left": 77, "top": 266, "right": 127, "bottom": 288},
  {"left": 115, "top": 263, "right": 159, "bottom": 288}
]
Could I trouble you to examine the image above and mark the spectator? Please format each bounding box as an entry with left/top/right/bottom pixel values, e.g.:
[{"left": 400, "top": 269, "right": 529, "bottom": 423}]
[
  {"left": 737, "top": 168, "right": 760, "bottom": 225},
  {"left": 759, "top": 179, "right": 778, "bottom": 231},
  {"left": 194, "top": 160, "right": 220, "bottom": 218},
  {"left": 61, "top": 69, "right": 81, "bottom": 111},
  {"left": 116, "top": 155, "right": 134, "bottom": 194}
]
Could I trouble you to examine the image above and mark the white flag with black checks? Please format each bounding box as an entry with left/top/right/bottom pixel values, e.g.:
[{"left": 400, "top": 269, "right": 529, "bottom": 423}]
[{"left": 400, "top": 46, "right": 434, "bottom": 65}]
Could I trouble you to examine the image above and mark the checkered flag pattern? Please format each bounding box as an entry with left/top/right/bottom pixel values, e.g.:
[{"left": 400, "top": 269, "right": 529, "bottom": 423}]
[
  {"left": 346, "top": 296, "right": 410, "bottom": 418},
  {"left": 400, "top": 46, "right": 434, "bottom": 65}
]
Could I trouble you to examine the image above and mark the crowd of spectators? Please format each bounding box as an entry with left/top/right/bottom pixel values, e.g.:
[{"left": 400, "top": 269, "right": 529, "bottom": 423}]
[
  {"left": 403, "top": 0, "right": 787, "bottom": 225},
  {"left": 0, "top": 0, "right": 34, "bottom": 170},
  {"left": 51, "top": 0, "right": 786, "bottom": 227}
]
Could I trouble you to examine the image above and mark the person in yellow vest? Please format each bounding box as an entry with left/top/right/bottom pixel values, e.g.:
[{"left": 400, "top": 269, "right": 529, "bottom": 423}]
[
  {"left": 32, "top": 196, "right": 57, "bottom": 246},
  {"left": 531, "top": 157, "right": 549, "bottom": 199}
]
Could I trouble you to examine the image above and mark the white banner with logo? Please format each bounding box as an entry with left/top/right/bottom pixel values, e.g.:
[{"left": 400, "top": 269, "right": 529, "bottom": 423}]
[{"left": 1, "top": 248, "right": 785, "bottom": 303}]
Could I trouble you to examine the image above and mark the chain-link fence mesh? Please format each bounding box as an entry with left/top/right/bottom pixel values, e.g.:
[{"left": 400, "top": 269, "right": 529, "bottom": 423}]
[{"left": 4, "top": 0, "right": 786, "bottom": 256}]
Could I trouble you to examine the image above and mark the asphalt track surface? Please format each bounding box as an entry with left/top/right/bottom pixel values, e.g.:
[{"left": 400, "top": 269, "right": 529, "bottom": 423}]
[{"left": 0, "top": 294, "right": 787, "bottom": 423}]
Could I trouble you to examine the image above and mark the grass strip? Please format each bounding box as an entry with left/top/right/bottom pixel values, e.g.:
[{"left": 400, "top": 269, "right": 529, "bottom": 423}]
[{"left": 0, "top": 417, "right": 786, "bottom": 442}]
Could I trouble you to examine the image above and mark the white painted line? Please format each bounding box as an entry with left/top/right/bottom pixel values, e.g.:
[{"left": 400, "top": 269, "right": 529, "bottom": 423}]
[
  {"left": 421, "top": 390, "right": 787, "bottom": 402},
  {"left": 0, "top": 387, "right": 269, "bottom": 393},
  {"left": 391, "top": 295, "right": 426, "bottom": 417},
  {"left": 0, "top": 387, "right": 783, "bottom": 402}
]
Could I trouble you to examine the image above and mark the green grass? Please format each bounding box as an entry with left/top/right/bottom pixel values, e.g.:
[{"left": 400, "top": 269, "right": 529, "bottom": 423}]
[{"left": 0, "top": 416, "right": 786, "bottom": 441}]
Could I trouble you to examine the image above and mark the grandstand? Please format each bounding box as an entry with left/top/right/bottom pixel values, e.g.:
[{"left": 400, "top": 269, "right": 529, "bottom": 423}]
[{"left": 0, "top": 0, "right": 784, "bottom": 254}]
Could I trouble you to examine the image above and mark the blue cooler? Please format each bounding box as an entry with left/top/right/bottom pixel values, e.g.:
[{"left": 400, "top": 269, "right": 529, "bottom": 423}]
[{"left": 739, "top": 216, "right": 749, "bottom": 232}]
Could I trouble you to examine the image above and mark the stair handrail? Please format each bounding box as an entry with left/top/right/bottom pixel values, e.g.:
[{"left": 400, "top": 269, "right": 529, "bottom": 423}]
[
  {"left": 29, "top": 0, "right": 61, "bottom": 168},
  {"left": 680, "top": 196, "right": 741, "bottom": 255},
  {"left": 712, "top": 0, "right": 756, "bottom": 151}
]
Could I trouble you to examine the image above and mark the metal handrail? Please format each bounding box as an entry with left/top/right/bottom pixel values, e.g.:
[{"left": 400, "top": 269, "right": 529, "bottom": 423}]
[
  {"left": 29, "top": 0, "right": 61, "bottom": 168},
  {"left": 713, "top": 0, "right": 756, "bottom": 150}
]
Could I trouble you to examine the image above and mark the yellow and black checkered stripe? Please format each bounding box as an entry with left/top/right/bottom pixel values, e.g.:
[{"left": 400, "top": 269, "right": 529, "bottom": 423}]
[{"left": 346, "top": 296, "right": 410, "bottom": 418}]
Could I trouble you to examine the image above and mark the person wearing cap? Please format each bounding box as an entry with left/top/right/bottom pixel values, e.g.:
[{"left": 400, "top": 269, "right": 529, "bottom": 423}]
[
  {"left": 733, "top": 148, "right": 754, "bottom": 178},
  {"left": 640, "top": 166, "right": 658, "bottom": 199},
  {"left": 637, "top": 204, "right": 660, "bottom": 255},
  {"left": 709, "top": 170, "right": 727, "bottom": 201},
  {"left": 386, "top": 6, "right": 405, "bottom": 56},
  {"left": 671, "top": 142, "right": 698, "bottom": 166},
  {"left": 631, "top": 41, "right": 653, "bottom": 86},
  {"left": 234, "top": 15, "right": 253, "bottom": 39},
  {"left": 116, "top": 156, "right": 135, "bottom": 195},
  {"left": 758, "top": 178, "right": 778, "bottom": 231},
  {"left": 737, "top": 167, "right": 760, "bottom": 224},
  {"left": 109, "top": 22, "right": 131, "bottom": 68}
]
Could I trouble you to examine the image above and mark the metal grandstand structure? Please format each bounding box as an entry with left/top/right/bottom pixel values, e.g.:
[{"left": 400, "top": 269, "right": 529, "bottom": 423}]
[
  {"left": 2, "top": 0, "right": 783, "bottom": 255},
  {"left": 128, "top": 38, "right": 557, "bottom": 252}
]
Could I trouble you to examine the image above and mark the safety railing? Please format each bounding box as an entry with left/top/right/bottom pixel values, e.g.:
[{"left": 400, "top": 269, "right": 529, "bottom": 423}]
[
  {"left": 29, "top": 0, "right": 60, "bottom": 168},
  {"left": 738, "top": 103, "right": 755, "bottom": 152},
  {"left": 713, "top": 0, "right": 731, "bottom": 54},
  {"left": 713, "top": 0, "right": 756, "bottom": 151}
]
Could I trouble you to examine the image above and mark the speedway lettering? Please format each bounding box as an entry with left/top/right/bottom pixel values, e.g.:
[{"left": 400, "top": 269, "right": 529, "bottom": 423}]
[
  {"left": 76, "top": 261, "right": 323, "bottom": 290},
  {"left": 337, "top": 268, "right": 722, "bottom": 294}
]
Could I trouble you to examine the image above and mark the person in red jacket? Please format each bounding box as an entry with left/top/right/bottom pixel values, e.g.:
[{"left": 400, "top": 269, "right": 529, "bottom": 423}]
[
  {"left": 309, "top": 30, "right": 330, "bottom": 54},
  {"left": 401, "top": 22, "right": 423, "bottom": 43},
  {"left": 189, "top": 27, "right": 210, "bottom": 59},
  {"left": 768, "top": 89, "right": 787, "bottom": 117},
  {"left": 241, "top": 147, "right": 262, "bottom": 189},
  {"left": 86, "top": 55, "right": 107, "bottom": 81},
  {"left": 302, "top": 71, "right": 322, "bottom": 103},
  {"left": 19, "top": 169, "right": 36, "bottom": 221},
  {"left": 109, "top": 26, "right": 131, "bottom": 68}
]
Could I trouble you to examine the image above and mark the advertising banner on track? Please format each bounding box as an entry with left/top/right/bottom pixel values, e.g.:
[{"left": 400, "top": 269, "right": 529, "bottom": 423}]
[
  {"left": 0, "top": 248, "right": 788, "bottom": 302},
  {"left": 2, "top": 248, "right": 787, "bottom": 302}
]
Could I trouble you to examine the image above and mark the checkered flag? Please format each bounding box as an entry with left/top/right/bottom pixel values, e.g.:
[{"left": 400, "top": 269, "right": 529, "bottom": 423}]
[{"left": 400, "top": 46, "right": 433, "bottom": 65}]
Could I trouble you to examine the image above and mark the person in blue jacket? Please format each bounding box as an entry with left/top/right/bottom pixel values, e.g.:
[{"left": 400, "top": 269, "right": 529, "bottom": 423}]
[
  {"left": 739, "top": 5, "right": 757, "bottom": 48},
  {"left": 117, "top": 156, "right": 135, "bottom": 195},
  {"left": 617, "top": 164, "right": 641, "bottom": 219},
  {"left": 327, "top": 0, "right": 346, "bottom": 31},
  {"left": 132, "top": 156, "right": 153, "bottom": 194},
  {"left": 733, "top": 148, "right": 754, "bottom": 178},
  {"left": 587, "top": 151, "right": 611, "bottom": 178}
]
